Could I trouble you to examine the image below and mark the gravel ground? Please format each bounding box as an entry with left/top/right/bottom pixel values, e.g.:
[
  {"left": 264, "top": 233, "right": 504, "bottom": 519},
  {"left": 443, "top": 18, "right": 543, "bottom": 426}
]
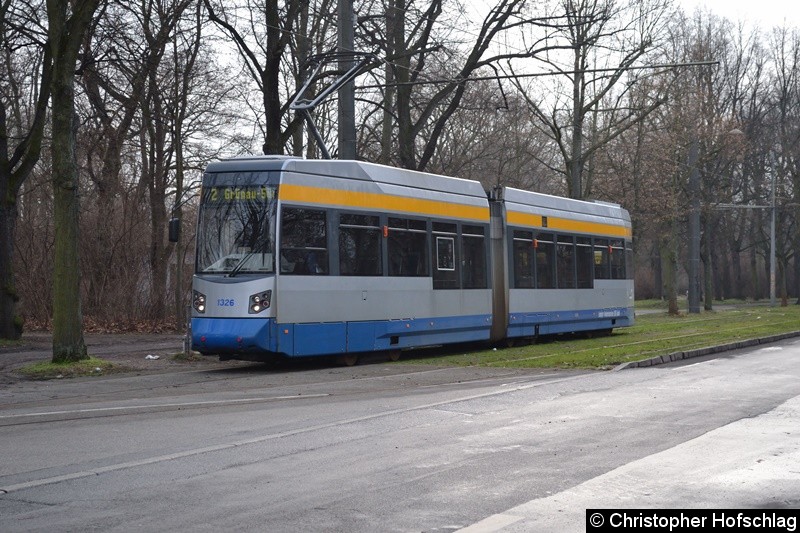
[{"left": 0, "top": 331, "right": 249, "bottom": 384}]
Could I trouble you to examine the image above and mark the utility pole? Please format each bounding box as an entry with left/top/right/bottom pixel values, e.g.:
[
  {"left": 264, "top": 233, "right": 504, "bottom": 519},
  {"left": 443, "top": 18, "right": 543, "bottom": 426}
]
[
  {"left": 687, "top": 140, "right": 701, "bottom": 314},
  {"left": 770, "top": 156, "right": 777, "bottom": 307},
  {"left": 337, "top": 0, "right": 356, "bottom": 159}
]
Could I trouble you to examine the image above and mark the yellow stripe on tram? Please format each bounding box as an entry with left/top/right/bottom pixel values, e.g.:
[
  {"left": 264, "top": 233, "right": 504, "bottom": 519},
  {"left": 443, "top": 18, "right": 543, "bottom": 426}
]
[
  {"left": 279, "top": 183, "right": 490, "bottom": 222},
  {"left": 507, "top": 210, "right": 631, "bottom": 239}
]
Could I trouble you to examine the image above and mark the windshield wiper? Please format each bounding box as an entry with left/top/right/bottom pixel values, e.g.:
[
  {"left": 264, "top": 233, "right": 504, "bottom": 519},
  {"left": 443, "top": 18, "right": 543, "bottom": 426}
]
[{"left": 228, "top": 240, "right": 269, "bottom": 278}]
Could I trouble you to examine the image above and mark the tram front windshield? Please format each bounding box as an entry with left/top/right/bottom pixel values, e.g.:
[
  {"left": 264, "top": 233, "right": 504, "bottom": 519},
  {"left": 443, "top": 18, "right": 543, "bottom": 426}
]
[{"left": 196, "top": 172, "right": 278, "bottom": 275}]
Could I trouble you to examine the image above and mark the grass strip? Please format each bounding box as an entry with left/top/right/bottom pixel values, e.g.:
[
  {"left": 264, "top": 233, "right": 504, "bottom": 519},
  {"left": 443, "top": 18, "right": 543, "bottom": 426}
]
[
  {"left": 402, "top": 306, "right": 800, "bottom": 369},
  {"left": 17, "top": 357, "right": 124, "bottom": 380}
]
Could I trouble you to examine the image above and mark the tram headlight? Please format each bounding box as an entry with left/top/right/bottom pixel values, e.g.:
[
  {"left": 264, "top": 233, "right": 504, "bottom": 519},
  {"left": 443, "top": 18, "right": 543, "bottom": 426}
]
[
  {"left": 193, "top": 290, "right": 206, "bottom": 314},
  {"left": 249, "top": 290, "right": 271, "bottom": 314}
]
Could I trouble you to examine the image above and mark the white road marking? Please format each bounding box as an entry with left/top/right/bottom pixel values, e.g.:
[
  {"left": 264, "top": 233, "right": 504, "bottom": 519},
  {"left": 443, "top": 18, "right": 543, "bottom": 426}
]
[
  {"left": 0, "top": 394, "right": 331, "bottom": 420},
  {"left": 456, "top": 513, "right": 523, "bottom": 532}
]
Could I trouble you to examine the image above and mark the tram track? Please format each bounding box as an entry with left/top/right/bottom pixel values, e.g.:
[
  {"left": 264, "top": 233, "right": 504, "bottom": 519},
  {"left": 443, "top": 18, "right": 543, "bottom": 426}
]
[
  {"left": 4, "top": 310, "right": 792, "bottom": 416},
  {"left": 6, "top": 311, "right": 786, "bottom": 417},
  {"left": 0, "top": 394, "right": 332, "bottom": 427},
  {"left": 0, "top": 370, "right": 589, "bottom": 495},
  {"left": 0, "top": 364, "right": 550, "bottom": 426}
]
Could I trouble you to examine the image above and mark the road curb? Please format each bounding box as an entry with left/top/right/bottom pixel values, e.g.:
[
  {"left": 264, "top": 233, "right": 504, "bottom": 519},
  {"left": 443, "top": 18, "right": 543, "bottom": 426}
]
[{"left": 613, "top": 331, "right": 800, "bottom": 371}]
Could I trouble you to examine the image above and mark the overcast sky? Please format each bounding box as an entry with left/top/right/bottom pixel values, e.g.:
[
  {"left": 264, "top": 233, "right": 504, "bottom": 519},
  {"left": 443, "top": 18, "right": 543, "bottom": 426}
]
[{"left": 675, "top": 0, "right": 800, "bottom": 29}]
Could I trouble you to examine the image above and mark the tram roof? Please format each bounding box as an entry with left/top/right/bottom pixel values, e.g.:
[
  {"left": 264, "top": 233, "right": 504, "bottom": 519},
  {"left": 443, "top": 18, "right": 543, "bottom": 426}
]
[
  {"left": 206, "top": 156, "right": 488, "bottom": 200},
  {"left": 503, "top": 186, "right": 631, "bottom": 224},
  {"left": 205, "top": 157, "right": 630, "bottom": 225}
]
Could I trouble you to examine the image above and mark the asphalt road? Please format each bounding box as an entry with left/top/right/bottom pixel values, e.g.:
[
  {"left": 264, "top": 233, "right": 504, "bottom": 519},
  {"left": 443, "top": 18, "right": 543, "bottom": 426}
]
[{"left": 1, "top": 339, "right": 799, "bottom": 532}]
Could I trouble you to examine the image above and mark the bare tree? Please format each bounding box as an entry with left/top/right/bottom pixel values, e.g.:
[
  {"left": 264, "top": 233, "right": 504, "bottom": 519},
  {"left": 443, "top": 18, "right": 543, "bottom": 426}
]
[
  {"left": 769, "top": 25, "right": 800, "bottom": 304},
  {"left": 143, "top": 1, "right": 234, "bottom": 326},
  {"left": 412, "top": 83, "right": 557, "bottom": 190},
  {"left": 509, "top": 0, "right": 670, "bottom": 199},
  {"left": 0, "top": 0, "right": 51, "bottom": 339},
  {"left": 364, "top": 0, "right": 550, "bottom": 171},
  {"left": 203, "top": 0, "right": 308, "bottom": 155},
  {"left": 47, "top": 0, "right": 101, "bottom": 362},
  {"left": 594, "top": 72, "right": 684, "bottom": 312},
  {"left": 79, "top": 0, "right": 194, "bottom": 317},
  {"left": 596, "top": 9, "right": 775, "bottom": 309}
]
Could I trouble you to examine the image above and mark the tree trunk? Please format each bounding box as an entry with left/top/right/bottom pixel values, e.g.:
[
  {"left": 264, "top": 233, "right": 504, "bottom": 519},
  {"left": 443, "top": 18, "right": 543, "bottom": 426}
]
[
  {"left": 569, "top": 105, "right": 584, "bottom": 199},
  {"left": 263, "top": 0, "right": 284, "bottom": 155},
  {"left": 141, "top": 97, "right": 170, "bottom": 321},
  {"left": 50, "top": 82, "right": 87, "bottom": 362},
  {"left": 659, "top": 232, "right": 679, "bottom": 316},
  {"left": 795, "top": 246, "right": 800, "bottom": 305},
  {"left": 48, "top": 0, "right": 99, "bottom": 362},
  {"left": 779, "top": 259, "right": 789, "bottom": 307},
  {"left": 732, "top": 244, "right": 743, "bottom": 299},
  {"left": 794, "top": 207, "right": 800, "bottom": 304},
  {"left": 173, "top": 90, "right": 185, "bottom": 331},
  {"left": 749, "top": 246, "right": 761, "bottom": 301},
  {"left": 0, "top": 103, "right": 22, "bottom": 339},
  {"left": 391, "top": 0, "right": 413, "bottom": 170},
  {"left": 0, "top": 196, "right": 21, "bottom": 339},
  {"left": 0, "top": 38, "right": 52, "bottom": 340},
  {"left": 702, "top": 215, "right": 713, "bottom": 311},
  {"left": 653, "top": 246, "right": 663, "bottom": 301},
  {"left": 380, "top": 0, "right": 396, "bottom": 167},
  {"left": 148, "top": 183, "right": 169, "bottom": 320}
]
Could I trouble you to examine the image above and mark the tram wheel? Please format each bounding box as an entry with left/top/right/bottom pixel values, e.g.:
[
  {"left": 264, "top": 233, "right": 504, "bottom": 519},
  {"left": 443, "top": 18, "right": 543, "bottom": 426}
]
[
  {"left": 388, "top": 350, "right": 401, "bottom": 362},
  {"left": 338, "top": 354, "right": 359, "bottom": 366}
]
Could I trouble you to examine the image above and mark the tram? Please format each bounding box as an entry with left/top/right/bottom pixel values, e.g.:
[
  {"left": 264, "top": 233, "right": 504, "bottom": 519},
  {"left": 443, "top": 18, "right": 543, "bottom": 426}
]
[{"left": 189, "top": 156, "right": 634, "bottom": 361}]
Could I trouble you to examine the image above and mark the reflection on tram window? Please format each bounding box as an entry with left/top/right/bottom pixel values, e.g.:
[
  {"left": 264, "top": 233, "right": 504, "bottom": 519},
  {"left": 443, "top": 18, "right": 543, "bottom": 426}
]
[
  {"left": 280, "top": 208, "right": 329, "bottom": 275},
  {"left": 625, "top": 242, "right": 634, "bottom": 280},
  {"left": 388, "top": 217, "right": 428, "bottom": 276},
  {"left": 557, "top": 234, "right": 576, "bottom": 289},
  {"left": 195, "top": 176, "right": 277, "bottom": 275},
  {"left": 535, "top": 233, "right": 555, "bottom": 289},
  {"left": 462, "top": 225, "right": 487, "bottom": 289},
  {"left": 513, "top": 230, "right": 535, "bottom": 288},
  {"left": 433, "top": 223, "right": 458, "bottom": 289},
  {"left": 576, "top": 236, "right": 593, "bottom": 288},
  {"left": 610, "top": 239, "right": 626, "bottom": 280},
  {"left": 436, "top": 237, "right": 455, "bottom": 270},
  {"left": 594, "top": 238, "right": 610, "bottom": 279},
  {"left": 339, "top": 214, "right": 382, "bottom": 276}
]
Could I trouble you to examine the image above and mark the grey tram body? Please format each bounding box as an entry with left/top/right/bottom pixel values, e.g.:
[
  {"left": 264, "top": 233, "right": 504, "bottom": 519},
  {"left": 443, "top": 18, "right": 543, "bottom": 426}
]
[{"left": 190, "top": 157, "right": 634, "bottom": 359}]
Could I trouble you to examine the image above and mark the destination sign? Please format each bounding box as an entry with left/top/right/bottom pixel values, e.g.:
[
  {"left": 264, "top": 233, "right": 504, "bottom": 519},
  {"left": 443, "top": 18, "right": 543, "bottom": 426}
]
[{"left": 204, "top": 186, "right": 276, "bottom": 203}]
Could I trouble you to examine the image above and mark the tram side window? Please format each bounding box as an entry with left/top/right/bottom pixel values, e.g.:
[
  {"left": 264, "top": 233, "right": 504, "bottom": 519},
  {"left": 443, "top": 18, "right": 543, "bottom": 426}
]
[
  {"left": 535, "top": 233, "right": 556, "bottom": 289},
  {"left": 388, "top": 217, "right": 428, "bottom": 276},
  {"left": 339, "top": 214, "right": 382, "bottom": 276},
  {"left": 593, "top": 238, "right": 610, "bottom": 279},
  {"left": 610, "top": 239, "right": 626, "bottom": 279},
  {"left": 280, "top": 207, "right": 329, "bottom": 275},
  {"left": 462, "top": 224, "right": 487, "bottom": 289},
  {"left": 625, "top": 241, "right": 634, "bottom": 280},
  {"left": 433, "top": 222, "right": 459, "bottom": 289},
  {"left": 576, "top": 237, "right": 593, "bottom": 288},
  {"left": 513, "top": 230, "right": 534, "bottom": 288},
  {"left": 557, "top": 235, "right": 576, "bottom": 289}
]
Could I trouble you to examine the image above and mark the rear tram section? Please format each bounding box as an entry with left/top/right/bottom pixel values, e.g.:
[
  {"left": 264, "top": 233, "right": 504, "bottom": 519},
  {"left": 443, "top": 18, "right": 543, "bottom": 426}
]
[{"left": 191, "top": 156, "right": 634, "bottom": 361}]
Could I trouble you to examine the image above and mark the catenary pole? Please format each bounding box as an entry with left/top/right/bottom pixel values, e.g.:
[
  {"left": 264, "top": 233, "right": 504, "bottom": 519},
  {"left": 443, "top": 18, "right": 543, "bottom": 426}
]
[
  {"left": 687, "top": 140, "right": 701, "bottom": 314},
  {"left": 337, "top": 0, "right": 356, "bottom": 159}
]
